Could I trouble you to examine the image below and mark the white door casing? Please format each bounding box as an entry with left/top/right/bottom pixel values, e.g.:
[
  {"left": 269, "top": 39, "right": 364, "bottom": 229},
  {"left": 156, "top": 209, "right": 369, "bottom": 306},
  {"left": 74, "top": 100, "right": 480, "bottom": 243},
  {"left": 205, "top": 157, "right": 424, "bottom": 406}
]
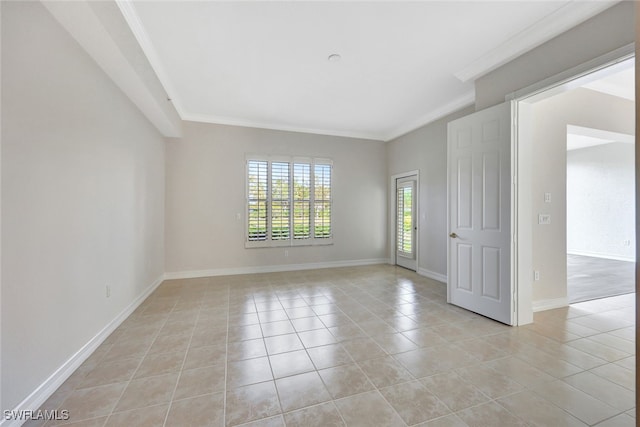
[
  {"left": 447, "top": 102, "right": 513, "bottom": 325},
  {"left": 396, "top": 176, "right": 417, "bottom": 271}
]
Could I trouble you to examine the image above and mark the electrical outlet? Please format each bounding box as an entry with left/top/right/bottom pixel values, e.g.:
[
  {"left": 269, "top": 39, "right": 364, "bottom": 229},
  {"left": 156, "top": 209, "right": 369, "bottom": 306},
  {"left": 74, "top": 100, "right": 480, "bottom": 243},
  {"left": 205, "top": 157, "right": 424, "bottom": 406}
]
[
  {"left": 544, "top": 193, "right": 551, "bottom": 203},
  {"left": 106, "top": 285, "right": 111, "bottom": 298},
  {"left": 623, "top": 240, "right": 631, "bottom": 246},
  {"left": 284, "top": 250, "right": 289, "bottom": 257},
  {"left": 534, "top": 271, "right": 540, "bottom": 281}
]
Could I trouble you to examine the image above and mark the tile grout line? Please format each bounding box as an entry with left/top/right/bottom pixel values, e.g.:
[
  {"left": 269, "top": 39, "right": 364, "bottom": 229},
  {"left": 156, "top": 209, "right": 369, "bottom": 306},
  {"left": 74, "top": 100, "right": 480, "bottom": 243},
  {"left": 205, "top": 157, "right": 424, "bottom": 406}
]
[
  {"left": 100, "top": 298, "right": 176, "bottom": 427},
  {"left": 221, "top": 282, "right": 231, "bottom": 427},
  {"left": 39, "top": 267, "right": 635, "bottom": 427},
  {"left": 290, "top": 285, "right": 352, "bottom": 426},
  {"left": 258, "top": 284, "right": 285, "bottom": 425},
  {"left": 49, "top": 298, "right": 171, "bottom": 425},
  {"left": 326, "top": 274, "right": 417, "bottom": 425},
  {"left": 160, "top": 288, "right": 206, "bottom": 427}
]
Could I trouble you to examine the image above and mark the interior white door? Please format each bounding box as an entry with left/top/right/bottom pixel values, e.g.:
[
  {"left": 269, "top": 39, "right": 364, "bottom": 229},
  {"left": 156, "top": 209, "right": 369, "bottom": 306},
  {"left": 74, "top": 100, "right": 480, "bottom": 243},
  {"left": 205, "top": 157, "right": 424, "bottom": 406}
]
[
  {"left": 396, "top": 177, "right": 417, "bottom": 271},
  {"left": 447, "top": 102, "right": 512, "bottom": 325}
]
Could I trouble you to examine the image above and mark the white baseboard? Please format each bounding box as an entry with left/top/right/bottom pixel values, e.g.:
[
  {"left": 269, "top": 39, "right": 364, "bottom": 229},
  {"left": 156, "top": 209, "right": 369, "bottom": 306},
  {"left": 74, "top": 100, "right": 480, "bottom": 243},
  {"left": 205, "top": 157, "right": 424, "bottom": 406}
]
[
  {"left": 417, "top": 268, "right": 447, "bottom": 283},
  {"left": 1, "top": 275, "right": 164, "bottom": 427},
  {"left": 568, "top": 250, "right": 634, "bottom": 263},
  {"left": 164, "top": 258, "right": 389, "bottom": 280},
  {"left": 532, "top": 297, "right": 569, "bottom": 312}
]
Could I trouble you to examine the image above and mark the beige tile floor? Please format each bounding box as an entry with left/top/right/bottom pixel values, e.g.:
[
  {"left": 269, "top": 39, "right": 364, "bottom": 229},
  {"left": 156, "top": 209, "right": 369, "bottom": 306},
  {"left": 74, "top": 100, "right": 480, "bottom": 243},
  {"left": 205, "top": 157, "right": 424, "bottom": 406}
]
[{"left": 29, "top": 265, "right": 635, "bottom": 426}]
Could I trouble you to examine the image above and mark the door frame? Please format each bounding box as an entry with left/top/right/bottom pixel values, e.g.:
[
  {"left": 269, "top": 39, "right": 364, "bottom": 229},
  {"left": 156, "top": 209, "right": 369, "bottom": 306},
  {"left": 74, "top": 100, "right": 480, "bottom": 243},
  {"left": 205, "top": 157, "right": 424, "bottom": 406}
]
[
  {"left": 390, "top": 170, "right": 419, "bottom": 270},
  {"left": 508, "top": 43, "right": 634, "bottom": 325}
]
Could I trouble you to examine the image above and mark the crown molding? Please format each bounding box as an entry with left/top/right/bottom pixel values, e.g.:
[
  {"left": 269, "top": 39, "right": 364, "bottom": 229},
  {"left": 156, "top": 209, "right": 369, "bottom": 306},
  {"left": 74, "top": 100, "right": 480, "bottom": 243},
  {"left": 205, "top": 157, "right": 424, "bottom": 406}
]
[
  {"left": 42, "top": 0, "right": 181, "bottom": 137},
  {"left": 454, "top": 1, "right": 619, "bottom": 83},
  {"left": 384, "top": 91, "right": 475, "bottom": 142},
  {"left": 116, "top": 0, "right": 187, "bottom": 119},
  {"left": 113, "top": 2, "right": 388, "bottom": 142},
  {"left": 111, "top": 0, "right": 469, "bottom": 143},
  {"left": 181, "top": 112, "right": 386, "bottom": 142}
]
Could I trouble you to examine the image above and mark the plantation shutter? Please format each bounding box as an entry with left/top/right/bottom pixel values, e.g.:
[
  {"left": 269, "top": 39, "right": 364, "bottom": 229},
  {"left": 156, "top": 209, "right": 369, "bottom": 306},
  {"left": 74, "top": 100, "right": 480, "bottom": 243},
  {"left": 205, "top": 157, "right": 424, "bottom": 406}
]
[
  {"left": 246, "top": 156, "right": 333, "bottom": 247},
  {"left": 314, "top": 163, "right": 332, "bottom": 238},
  {"left": 271, "top": 162, "right": 290, "bottom": 240},
  {"left": 396, "top": 183, "right": 413, "bottom": 255},
  {"left": 293, "top": 163, "right": 311, "bottom": 240},
  {"left": 247, "top": 160, "right": 268, "bottom": 241}
]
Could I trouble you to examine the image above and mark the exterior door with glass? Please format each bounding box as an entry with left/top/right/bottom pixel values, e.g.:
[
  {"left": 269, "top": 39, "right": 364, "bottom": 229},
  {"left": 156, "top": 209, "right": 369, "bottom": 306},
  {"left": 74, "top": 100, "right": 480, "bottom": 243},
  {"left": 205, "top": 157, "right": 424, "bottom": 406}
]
[{"left": 396, "top": 177, "right": 417, "bottom": 271}]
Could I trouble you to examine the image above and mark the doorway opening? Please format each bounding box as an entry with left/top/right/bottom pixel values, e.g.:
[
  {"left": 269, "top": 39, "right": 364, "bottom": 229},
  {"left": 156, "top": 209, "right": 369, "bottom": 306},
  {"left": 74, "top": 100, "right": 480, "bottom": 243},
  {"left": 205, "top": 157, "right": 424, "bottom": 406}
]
[
  {"left": 513, "top": 52, "right": 634, "bottom": 319},
  {"left": 566, "top": 126, "right": 635, "bottom": 303}
]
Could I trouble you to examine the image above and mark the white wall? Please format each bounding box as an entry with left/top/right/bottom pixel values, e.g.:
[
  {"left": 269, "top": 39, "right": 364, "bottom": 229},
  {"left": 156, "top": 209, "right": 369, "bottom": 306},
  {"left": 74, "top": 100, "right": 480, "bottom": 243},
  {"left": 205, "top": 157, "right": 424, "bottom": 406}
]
[
  {"left": 567, "top": 142, "right": 635, "bottom": 261},
  {"left": 386, "top": 106, "right": 475, "bottom": 280},
  {"left": 165, "top": 121, "right": 387, "bottom": 276},
  {"left": 2, "top": 1, "right": 165, "bottom": 411},
  {"left": 529, "top": 88, "right": 634, "bottom": 304}
]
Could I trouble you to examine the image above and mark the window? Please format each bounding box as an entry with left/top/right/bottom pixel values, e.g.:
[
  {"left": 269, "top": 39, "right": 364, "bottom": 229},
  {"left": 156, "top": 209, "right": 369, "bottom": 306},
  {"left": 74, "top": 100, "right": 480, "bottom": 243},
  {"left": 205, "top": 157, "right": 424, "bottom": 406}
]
[{"left": 246, "top": 156, "right": 332, "bottom": 247}]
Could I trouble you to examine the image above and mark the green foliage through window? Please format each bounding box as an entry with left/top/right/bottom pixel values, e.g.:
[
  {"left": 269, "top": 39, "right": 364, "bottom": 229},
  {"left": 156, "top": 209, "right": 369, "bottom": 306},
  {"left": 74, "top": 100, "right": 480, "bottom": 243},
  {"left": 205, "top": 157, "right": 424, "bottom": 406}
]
[
  {"left": 397, "top": 185, "right": 413, "bottom": 254},
  {"left": 247, "top": 158, "right": 332, "bottom": 245}
]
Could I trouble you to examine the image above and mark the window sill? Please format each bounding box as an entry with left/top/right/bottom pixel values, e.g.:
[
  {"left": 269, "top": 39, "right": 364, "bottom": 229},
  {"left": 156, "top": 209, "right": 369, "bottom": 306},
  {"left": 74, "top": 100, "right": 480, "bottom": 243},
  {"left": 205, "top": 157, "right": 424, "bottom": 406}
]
[{"left": 245, "top": 238, "right": 333, "bottom": 249}]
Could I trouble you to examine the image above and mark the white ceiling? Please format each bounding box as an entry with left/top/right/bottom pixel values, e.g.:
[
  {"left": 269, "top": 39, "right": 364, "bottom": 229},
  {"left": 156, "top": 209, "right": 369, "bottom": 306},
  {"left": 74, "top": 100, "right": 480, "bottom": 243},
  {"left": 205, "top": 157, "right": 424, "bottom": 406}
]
[
  {"left": 567, "top": 125, "right": 634, "bottom": 151},
  {"left": 566, "top": 134, "right": 615, "bottom": 151},
  {"left": 567, "top": 62, "right": 634, "bottom": 151},
  {"left": 119, "top": 1, "right": 618, "bottom": 141},
  {"left": 584, "top": 67, "right": 635, "bottom": 101}
]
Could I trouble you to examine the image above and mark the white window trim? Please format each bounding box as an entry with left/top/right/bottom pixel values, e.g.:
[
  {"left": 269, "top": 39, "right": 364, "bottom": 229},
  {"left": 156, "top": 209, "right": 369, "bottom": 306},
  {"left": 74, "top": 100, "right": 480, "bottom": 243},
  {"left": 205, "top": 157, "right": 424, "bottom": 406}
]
[{"left": 245, "top": 154, "right": 333, "bottom": 248}]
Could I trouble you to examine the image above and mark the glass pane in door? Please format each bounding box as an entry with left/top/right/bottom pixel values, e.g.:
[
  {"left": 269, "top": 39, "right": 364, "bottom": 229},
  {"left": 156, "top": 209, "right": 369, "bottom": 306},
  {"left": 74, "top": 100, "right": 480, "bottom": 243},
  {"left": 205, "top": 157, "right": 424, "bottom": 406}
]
[{"left": 397, "top": 185, "right": 413, "bottom": 255}]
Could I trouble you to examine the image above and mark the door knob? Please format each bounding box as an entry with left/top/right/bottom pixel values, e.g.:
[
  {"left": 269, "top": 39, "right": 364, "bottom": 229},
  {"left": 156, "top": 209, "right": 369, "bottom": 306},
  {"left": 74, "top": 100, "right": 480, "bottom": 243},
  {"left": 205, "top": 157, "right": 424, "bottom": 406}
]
[{"left": 449, "top": 232, "right": 458, "bottom": 238}]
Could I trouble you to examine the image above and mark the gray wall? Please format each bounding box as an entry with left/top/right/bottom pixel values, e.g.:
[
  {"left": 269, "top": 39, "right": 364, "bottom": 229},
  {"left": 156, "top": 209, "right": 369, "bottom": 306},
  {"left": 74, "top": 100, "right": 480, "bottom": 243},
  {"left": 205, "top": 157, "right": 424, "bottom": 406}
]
[
  {"left": 2, "top": 1, "right": 166, "bottom": 410},
  {"left": 386, "top": 106, "right": 475, "bottom": 279},
  {"left": 386, "top": 1, "right": 634, "bottom": 299},
  {"left": 475, "top": 1, "right": 634, "bottom": 110},
  {"left": 165, "top": 121, "right": 388, "bottom": 275}
]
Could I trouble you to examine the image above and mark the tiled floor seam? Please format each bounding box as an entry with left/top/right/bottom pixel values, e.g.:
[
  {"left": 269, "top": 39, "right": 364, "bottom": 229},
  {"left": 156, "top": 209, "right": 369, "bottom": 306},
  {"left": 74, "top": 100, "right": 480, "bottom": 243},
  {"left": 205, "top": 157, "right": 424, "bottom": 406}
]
[
  {"left": 493, "top": 389, "right": 585, "bottom": 427},
  {"left": 285, "top": 294, "right": 353, "bottom": 426},
  {"left": 159, "top": 301, "right": 203, "bottom": 427},
  {"left": 31, "top": 268, "right": 636, "bottom": 427},
  {"left": 100, "top": 305, "right": 173, "bottom": 426},
  {"left": 50, "top": 306, "right": 172, "bottom": 426},
  {"left": 264, "top": 304, "right": 288, "bottom": 423},
  {"left": 527, "top": 379, "right": 624, "bottom": 425},
  {"left": 222, "top": 287, "right": 232, "bottom": 427}
]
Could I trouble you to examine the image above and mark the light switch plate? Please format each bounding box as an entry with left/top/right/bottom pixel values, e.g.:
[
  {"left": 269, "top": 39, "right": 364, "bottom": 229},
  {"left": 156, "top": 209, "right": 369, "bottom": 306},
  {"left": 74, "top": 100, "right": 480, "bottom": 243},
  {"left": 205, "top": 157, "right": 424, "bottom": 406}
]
[{"left": 544, "top": 193, "right": 551, "bottom": 203}]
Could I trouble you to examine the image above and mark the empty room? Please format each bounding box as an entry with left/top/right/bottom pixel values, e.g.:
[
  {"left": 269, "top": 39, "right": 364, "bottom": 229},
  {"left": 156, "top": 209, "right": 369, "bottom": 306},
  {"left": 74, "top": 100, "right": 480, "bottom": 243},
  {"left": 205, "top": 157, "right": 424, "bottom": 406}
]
[{"left": 1, "top": 1, "right": 636, "bottom": 426}]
